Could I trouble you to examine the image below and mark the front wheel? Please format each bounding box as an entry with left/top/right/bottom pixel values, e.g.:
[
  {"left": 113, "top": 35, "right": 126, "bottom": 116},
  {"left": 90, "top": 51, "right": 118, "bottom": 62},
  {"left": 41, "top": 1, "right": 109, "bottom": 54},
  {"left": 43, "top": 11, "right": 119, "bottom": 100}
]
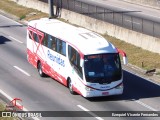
[
  {"left": 68, "top": 79, "right": 75, "bottom": 95},
  {"left": 38, "top": 62, "right": 45, "bottom": 77}
]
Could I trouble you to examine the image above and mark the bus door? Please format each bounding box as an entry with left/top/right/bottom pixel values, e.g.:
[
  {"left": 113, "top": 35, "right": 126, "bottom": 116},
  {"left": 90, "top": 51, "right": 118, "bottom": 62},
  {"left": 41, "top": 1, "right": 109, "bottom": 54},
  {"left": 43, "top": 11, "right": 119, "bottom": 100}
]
[
  {"left": 55, "top": 38, "right": 67, "bottom": 84},
  {"left": 68, "top": 45, "right": 83, "bottom": 90}
]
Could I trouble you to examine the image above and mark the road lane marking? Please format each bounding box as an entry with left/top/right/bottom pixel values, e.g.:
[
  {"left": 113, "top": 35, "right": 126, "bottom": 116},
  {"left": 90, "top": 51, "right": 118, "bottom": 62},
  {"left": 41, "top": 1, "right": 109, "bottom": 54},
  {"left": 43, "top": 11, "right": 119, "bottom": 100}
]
[
  {"left": 0, "top": 89, "right": 40, "bottom": 120},
  {"left": 0, "top": 14, "right": 24, "bottom": 26},
  {"left": 9, "top": 36, "right": 23, "bottom": 43},
  {"left": 13, "top": 66, "right": 30, "bottom": 76},
  {"left": 135, "top": 100, "right": 157, "bottom": 111},
  {"left": 123, "top": 68, "right": 159, "bottom": 111},
  {"left": 0, "top": 89, "right": 13, "bottom": 101},
  {"left": 77, "top": 105, "right": 104, "bottom": 120}
]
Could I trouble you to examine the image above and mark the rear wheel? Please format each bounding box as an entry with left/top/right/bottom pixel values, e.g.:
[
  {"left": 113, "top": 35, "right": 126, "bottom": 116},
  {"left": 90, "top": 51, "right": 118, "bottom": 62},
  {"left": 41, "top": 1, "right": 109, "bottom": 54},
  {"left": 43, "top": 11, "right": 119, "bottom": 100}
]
[
  {"left": 38, "top": 62, "right": 45, "bottom": 77},
  {"left": 68, "top": 79, "right": 75, "bottom": 95}
]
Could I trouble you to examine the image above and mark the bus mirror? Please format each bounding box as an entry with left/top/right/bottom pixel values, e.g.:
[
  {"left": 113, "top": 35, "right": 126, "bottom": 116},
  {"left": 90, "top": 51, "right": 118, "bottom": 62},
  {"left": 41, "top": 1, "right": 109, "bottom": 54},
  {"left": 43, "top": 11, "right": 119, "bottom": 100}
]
[
  {"left": 80, "top": 59, "right": 84, "bottom": 67},
  {"left": 117, "top": 49, "right": 128, "bottom": 65},
  {"left": 123, "top": 56, "right": 128, "bottom": 65}
]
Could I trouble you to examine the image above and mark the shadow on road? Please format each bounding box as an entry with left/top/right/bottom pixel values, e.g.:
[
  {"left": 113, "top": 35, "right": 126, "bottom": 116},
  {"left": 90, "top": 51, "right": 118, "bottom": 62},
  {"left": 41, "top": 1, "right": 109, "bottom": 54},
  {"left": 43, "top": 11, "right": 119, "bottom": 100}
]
[
  {"left": 0, "top": 36, "right": 11, "bottom": 44},
  {"left": 87, "top": 70, "right": 160, "bottom": 102}
]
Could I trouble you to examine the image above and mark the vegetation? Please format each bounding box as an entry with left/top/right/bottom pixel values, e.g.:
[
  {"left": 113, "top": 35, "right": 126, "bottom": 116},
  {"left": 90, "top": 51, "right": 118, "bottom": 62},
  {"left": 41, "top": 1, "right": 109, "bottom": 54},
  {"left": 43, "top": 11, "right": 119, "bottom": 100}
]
[
  {"left": 0, "top": 102, "right": 17, "bottom": 120},
  {"left": 104, "top": 35, "right": 160, "bottom": 70},
  {"left": 0, "top": 0, "right": 48, "bottom": 21}
]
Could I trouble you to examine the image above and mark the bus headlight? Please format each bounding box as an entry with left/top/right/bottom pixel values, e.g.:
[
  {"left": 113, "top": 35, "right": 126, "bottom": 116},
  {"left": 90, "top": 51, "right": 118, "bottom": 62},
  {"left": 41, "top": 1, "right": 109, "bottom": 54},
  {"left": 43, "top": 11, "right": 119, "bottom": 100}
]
[
  {"left": 85, "top": 86, "right": 94, "bottom": 91},
  {"left": 116, "top": 83, "right": 123, "bottom": 89}
]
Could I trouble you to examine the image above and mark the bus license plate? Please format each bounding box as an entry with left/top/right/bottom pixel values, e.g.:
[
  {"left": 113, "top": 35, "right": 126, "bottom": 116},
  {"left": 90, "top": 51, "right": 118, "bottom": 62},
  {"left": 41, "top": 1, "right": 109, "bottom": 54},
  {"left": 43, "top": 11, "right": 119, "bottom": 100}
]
[{"left": 102, "top": 92, "right": 109, "bottom": 95}]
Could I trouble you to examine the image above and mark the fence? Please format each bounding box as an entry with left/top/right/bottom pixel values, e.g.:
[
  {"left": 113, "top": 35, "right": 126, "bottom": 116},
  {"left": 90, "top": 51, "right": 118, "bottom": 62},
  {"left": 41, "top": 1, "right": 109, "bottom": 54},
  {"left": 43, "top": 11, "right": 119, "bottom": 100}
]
[{"left": 39, "top": 0, "right": 160, "bottom": 38}]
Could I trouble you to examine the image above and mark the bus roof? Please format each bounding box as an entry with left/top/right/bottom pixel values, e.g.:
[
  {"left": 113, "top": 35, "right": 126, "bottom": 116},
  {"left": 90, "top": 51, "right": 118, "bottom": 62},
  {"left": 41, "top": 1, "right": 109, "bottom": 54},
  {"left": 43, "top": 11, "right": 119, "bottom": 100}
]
[{"left": 28, "top": 18, "right": 117, "bottom": 55}]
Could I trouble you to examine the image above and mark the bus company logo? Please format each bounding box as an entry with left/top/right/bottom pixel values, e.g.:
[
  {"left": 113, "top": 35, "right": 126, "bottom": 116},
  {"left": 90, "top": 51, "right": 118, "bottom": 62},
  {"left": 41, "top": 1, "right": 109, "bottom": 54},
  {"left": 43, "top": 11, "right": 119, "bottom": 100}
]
[
  {"left": 47, "top": 50, "right": 65, "bottom": 67},
  {"left": 5, "top": 98, "right": 23, "bottom": 111}
]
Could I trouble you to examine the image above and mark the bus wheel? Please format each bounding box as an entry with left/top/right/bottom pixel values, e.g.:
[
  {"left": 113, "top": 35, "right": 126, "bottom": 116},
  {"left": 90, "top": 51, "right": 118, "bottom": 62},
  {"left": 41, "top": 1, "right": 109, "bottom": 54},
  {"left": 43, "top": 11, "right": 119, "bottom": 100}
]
[
  {"left": 38, "top": 62, "right": 45, "bottom": 77},
  {"left": 68, "top": 79, "right": 75, "bottom": 95}
]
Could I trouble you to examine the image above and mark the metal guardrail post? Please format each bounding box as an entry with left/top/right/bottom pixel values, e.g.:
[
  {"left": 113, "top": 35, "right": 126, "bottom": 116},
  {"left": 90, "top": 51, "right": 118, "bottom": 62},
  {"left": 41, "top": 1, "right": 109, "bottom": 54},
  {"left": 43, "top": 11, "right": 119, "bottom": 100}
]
[{"left": 48, "top": 0, "right": 54, "bottom": 18}]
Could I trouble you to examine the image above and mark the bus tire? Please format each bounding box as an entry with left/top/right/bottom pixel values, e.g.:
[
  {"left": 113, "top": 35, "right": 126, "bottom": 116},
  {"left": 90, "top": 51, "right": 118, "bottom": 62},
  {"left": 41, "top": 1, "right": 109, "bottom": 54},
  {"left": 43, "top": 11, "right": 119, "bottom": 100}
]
[
  {"left": 38, "top": 62, "right": 45, "bottom": 77},
  {"left": 68, "top": 79, "right": 75, "bottom": 95}
]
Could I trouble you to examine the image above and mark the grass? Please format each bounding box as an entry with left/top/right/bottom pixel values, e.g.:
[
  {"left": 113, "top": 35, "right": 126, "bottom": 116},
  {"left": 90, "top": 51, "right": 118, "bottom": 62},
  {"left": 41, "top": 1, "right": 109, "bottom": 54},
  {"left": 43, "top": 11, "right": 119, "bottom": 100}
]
[
  {"left": 0, "top": 0, "right": 48, "bottom": 21},
  {"left": 0, "top": 102, "right": 17, "bottom": 120},
  {"left": 104, "top": 35, "right": 160, "bottom": 70},
  {"left": 0, "top": 0, "right": 160, "bottom": 71}
]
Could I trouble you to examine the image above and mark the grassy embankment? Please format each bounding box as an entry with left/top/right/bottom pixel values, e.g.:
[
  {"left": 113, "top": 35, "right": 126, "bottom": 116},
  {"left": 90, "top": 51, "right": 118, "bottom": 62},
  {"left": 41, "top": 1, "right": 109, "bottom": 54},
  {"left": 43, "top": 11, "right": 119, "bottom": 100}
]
[
  {"left": 0, "top": 101, "right": 17, "bottom": 120},
  {"left": 0, "top": 0, "right": 160, "bottom": 72}
]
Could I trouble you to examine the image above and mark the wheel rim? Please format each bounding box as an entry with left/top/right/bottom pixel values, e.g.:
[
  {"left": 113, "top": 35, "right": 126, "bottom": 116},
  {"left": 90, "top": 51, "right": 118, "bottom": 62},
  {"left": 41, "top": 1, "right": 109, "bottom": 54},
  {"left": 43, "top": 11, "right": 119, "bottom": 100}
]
[
  {"left": 69, "top": 80, "right": 73, "bottom": 92},
  {"left": 38, "top": 64, "right": 42, "bottom": 75}
]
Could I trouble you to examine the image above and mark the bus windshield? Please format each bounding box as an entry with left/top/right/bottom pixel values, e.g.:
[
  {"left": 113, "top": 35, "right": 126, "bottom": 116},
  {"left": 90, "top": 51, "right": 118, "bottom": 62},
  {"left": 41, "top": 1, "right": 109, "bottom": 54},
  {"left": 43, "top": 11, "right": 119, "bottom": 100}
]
[{"left": 84, "top": 53, "right": 122, "bottom": 84}]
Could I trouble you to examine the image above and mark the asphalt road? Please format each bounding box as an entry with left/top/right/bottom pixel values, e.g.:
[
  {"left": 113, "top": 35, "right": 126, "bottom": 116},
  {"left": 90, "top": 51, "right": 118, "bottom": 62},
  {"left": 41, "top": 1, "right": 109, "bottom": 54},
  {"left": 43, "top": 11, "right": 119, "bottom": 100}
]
[
  {"left": 70, "top": 0, "right": 160, "bottom": 37},
  {"left": 78, "top": 0, "right": 160, "bottom": 22},
  {"left": 0, "top": 14, "right": 160, "bottom": 120}
]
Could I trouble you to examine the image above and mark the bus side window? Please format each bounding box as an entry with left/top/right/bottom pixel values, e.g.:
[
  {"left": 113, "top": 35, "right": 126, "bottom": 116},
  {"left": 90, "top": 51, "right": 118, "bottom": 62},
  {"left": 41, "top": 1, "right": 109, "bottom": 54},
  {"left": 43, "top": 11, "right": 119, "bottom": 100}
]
[
  {"left": 28, "top": 31, "right": 33, "bottom": 39},
  {"left": 47, "top": 35, "right": 53, "bottom": 49},
  {"left": 52, "top": 37, "right": 57, "bottom": 51},
  {"left": 71, "top": 51, "right": 77, "bottom": 65},
  {"left": 33, "top": 33, "right": 39, "bottom": 43},
  {"left": 43, "top": 33, "right": 48, "bottom": 47},
  {"left": 38, "top": 35, "right": 43, "bottom": 44},
  {"left": 68, "top": 46, "right": 77, "bottom": 65},
  {"left": 61, "top": 41, "right": 66, "bottom": 56},
  {"left": 56, "top": 38, "right": 66, "bottom": 56},
  {"left": 56, "top": 38, "right": 61, "bottom": 54},
  {"left": 68, "top": 45, "right": 72, "bottom": 61},
  {"left": 68, "top": 45, "right": 83, "bottom": 79}
]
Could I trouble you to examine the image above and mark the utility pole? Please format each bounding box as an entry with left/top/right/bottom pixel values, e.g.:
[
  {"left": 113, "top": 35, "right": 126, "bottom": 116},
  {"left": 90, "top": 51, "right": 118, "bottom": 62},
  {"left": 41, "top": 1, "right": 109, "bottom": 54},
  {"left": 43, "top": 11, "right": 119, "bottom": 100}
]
[{"left": 48, "top": 0, "right": 54, "bottom": 18}]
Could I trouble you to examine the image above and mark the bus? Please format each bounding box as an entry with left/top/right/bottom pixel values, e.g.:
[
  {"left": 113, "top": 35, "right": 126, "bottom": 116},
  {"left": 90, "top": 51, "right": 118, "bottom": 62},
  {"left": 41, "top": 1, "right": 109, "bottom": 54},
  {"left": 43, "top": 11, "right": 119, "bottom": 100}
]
[{"left": 27, "top": 18, "right": 128, "bottom": 97}]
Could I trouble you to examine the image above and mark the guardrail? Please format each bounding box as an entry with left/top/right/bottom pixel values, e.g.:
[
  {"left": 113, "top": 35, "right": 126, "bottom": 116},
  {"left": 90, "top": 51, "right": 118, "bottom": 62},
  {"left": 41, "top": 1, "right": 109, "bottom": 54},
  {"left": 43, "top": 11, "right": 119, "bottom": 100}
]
[{"left": 39, "top": 0, "right": 160, "bottom": 38}]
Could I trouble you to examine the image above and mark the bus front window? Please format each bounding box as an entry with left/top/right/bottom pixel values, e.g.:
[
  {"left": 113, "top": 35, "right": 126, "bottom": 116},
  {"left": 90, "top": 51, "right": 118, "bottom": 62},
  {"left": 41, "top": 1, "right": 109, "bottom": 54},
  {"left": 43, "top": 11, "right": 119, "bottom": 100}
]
[{"left": 84, "top": 53, "right": 122, "bottom": 84}]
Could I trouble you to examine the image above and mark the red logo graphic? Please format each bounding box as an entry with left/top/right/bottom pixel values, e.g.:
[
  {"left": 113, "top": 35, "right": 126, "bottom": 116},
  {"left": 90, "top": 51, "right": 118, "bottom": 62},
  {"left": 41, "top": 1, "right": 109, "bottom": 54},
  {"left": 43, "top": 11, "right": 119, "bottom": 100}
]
[{"left": 5, "top": 98, "right": 23, "bottom": 111}]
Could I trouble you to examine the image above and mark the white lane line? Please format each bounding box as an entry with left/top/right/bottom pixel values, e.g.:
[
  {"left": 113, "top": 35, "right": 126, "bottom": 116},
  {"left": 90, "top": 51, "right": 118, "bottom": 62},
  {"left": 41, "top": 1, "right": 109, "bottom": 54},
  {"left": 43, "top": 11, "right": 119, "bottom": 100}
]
[
  {"left": 0, "top": 89, "right": 40, "bottom": 120},
  {"left": 13, "top": 66, "right": 30, "bottom": 76},
  {"left": 123, "top": 68, "right": 159, "bottom": 111},
  {"left": 9, "top": 36, "right": 23, "bottom": 43},
  {"left": 0, "top": 89, "right": 13, "bottom": 101},
  {"left": 0, "top": 14, "right": 24, "bottom": 25},
  {"left": 135, "top": 100, "right": 157, "bottom": 111},
  {"left": 0, "top": 89, "right": 24, "bottom": 109},
  {"left": 77, "top": 105, "right": 104, "bottom": 120}
]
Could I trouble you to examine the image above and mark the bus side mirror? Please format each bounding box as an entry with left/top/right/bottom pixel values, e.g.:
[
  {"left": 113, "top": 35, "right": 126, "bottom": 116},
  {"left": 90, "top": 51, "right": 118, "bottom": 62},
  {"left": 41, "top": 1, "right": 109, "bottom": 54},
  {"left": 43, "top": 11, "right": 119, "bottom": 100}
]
[
  {"left": 80, "top": 59, "right": 84, "bottom": 67},
  {"left": 117, "top": 49, "right": 128, "bottom": 65},
  {"left": 123, "top": 56, "right": 128, "bottom": 65}
]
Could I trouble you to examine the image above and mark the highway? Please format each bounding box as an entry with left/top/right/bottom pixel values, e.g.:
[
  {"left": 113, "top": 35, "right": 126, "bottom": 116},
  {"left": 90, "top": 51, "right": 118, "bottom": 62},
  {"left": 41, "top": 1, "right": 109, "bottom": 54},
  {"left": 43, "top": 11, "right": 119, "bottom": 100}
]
[
  {"left": 0, "top": 14, "right": 160, "bottom": 120},
  {"left": 78, "top": 0, "right": 160, "bottom": 22},
  {"left": 66, "top": 0, "right": 160, "bottom": 37}
]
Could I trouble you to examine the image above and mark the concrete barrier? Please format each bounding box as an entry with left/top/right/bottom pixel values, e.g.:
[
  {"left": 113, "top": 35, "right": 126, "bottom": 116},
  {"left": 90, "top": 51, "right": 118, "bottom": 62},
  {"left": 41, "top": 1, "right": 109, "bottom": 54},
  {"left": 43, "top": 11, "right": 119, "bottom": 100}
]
[{"left": 10, "top": 0, "right": 160, "bottom": 54}]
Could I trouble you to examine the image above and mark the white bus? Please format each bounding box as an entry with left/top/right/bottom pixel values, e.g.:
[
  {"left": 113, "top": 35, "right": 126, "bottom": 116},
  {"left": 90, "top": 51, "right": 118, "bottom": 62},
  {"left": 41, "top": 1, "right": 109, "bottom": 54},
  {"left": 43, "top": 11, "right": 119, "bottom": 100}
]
[{"left": 27, "top": 18, "right": 128, "bottom": 97}]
